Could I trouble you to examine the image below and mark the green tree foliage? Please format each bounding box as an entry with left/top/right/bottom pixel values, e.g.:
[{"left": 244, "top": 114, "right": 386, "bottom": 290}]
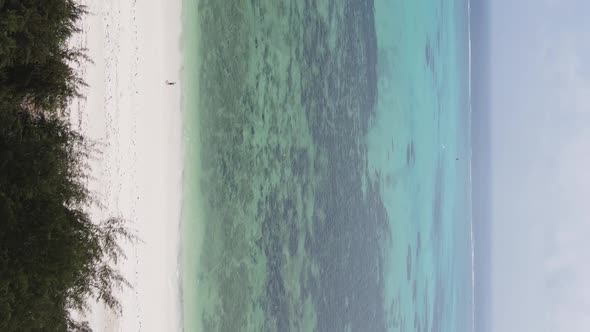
[
  {"left": 0, "top": 1, "right": 131, "bottom": 331},
  {"left": 0, "top": 111, "right": 134, "bottom": 332},
  {"left": 1, "top": 0, "right": 86, "bottom": 112}
]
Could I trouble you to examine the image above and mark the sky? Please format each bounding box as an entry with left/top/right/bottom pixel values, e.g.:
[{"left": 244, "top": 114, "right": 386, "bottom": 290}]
[{"left": 489, "top": 0, "right": 590, "bottom": 331}]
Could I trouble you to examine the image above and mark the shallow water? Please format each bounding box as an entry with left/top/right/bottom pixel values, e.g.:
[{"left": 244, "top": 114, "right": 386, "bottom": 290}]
[{"left": 181, "top": 0, "right": 472, "bottom": 331}]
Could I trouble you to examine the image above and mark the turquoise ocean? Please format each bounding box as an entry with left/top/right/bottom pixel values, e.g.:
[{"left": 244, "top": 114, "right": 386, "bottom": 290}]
[{"left": 181, "top": 0, "right": 473, "bottom": 331}]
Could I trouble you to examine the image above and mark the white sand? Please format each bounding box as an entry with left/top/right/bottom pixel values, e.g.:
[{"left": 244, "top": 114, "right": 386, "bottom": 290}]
[{"left": 69, "top": 0, "right": 183, "bottom": 330}]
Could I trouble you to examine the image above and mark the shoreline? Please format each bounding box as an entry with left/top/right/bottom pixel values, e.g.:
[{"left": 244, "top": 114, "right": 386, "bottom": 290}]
[
  {"left": 69, "top": 0, "right": 184, "bottom": 330},
  {"left": 179, "top": 0, "right": 205, "bottom": 329}
]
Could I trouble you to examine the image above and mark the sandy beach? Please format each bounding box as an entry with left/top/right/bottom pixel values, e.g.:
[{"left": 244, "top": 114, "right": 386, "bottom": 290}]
[{"left": 69, "top": 0, "right": 183, "bottom": 330}]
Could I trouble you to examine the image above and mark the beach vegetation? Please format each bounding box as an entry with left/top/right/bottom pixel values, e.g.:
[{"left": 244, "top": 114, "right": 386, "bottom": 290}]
[
  {"left": 1, "top": 0, "right": 86, "bottom": 112},
  {"left": 0, "top": 1, "right": 131, "bottom": 331}
]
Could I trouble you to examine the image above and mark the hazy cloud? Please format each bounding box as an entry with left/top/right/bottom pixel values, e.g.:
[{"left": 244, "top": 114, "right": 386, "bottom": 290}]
[{"left": 491, "top": 0, "right": 590, "bottom": 331}]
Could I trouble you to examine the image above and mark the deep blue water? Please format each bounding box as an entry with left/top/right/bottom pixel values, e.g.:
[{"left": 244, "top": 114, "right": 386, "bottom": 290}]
[{"left": 369, "top": 0, "right": 473, "bottom": 330}]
